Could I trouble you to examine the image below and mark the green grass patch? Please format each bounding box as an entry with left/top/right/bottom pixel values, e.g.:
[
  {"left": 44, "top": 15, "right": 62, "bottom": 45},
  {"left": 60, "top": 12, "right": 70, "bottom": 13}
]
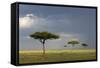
[{"left": 19, "top": 49, "right": 96, "bottom": 64}]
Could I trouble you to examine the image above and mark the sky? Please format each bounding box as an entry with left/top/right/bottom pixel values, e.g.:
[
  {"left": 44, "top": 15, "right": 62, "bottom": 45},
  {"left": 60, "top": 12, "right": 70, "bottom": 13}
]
[{"left": 19, "top": 4, "right": 96, "bottom": 50}]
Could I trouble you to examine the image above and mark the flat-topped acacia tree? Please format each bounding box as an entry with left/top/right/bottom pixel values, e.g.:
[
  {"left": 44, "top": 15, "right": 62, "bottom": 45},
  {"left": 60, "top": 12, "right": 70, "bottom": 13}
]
[
  {"left": 68, "top": 40, "right": 79, "bottom": 46},
  {"left": 30, "top": 32, "right": 59, "bottom": 55},
  {"left": 81, "top": 43, "right": 88, "bottom": 47}
]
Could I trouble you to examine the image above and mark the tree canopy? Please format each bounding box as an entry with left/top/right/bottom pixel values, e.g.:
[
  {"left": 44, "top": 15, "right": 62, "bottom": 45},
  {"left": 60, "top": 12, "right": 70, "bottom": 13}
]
[
  {"left": 68, "top": 40, "right": 79, "bottom": 46},
  {"left": 30, "top": 32, "right": 59, "bottom": 40},
  {"left": 81, "top": 43, "right": 88, "bottom": 46}
]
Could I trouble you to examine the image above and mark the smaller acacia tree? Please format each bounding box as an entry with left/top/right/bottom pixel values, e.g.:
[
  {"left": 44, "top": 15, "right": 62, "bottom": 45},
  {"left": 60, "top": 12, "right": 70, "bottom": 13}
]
[
  {"left": 64, "top": 45, "right": 67, "bottom": 47},
  {"left": 81, "top": 43, "right": 88, "bottom": 47},
  {"left": 68, "top": 40, "right": 79, "bottom": 46},
  {"left": 30, "top": 31, "right": 59, "bottom": 55}
]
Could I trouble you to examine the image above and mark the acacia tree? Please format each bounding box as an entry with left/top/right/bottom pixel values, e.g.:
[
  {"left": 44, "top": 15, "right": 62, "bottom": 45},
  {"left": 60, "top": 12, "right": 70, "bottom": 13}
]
[
  {"left": 81, "top": 43, "right": 88, "bottom": 47},
  {"left": 68, "top": 40, "right": 79, "bottom": 46},
  {"left": 30, "top": 32, "right": 59, "bottom": 55}
]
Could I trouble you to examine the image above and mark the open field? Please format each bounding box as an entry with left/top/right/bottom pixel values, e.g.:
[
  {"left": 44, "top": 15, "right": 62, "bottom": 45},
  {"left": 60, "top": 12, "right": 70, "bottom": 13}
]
[{"left": 19, "top": 49, "right": 96, "bottom": 64}]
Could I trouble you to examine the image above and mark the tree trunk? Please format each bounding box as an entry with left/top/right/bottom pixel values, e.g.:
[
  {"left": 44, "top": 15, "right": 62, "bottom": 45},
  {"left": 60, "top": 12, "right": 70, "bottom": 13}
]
[{"left": 42, "top": 43, "right": 45, "bottom": 55}]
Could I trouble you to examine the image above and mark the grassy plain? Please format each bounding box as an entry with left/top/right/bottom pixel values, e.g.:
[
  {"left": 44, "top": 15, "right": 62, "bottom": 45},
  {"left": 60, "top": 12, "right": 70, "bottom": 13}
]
[{"left": 19, "top": 49, "right": 96, "bottom": 64}]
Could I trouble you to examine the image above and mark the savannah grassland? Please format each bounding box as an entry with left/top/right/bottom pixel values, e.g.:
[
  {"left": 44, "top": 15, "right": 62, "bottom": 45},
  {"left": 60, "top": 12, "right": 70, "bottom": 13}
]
[{"left": 19, "top": 49, "right": 96, "bottom": 64}]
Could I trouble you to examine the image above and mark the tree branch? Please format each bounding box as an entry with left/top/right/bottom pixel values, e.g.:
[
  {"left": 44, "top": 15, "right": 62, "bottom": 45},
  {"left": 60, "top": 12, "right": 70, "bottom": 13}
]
[{"left": 43, "top": 39, "right": 46, "bottom": 44}]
